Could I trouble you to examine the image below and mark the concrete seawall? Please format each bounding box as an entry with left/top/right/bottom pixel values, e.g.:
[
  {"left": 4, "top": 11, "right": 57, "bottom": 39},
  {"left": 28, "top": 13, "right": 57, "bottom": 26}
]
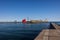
[{"left": 34, "top": 23, "right": 60, "bottom": 40}]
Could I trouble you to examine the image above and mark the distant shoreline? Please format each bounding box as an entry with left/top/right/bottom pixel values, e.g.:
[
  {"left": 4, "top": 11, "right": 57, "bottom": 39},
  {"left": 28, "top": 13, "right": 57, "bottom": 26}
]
[
  {"left": 0, "top": 22, "right": 21, "bottom": 23},
  {"left": 0, "top": 21, "right": 60, "bottom": 23}
]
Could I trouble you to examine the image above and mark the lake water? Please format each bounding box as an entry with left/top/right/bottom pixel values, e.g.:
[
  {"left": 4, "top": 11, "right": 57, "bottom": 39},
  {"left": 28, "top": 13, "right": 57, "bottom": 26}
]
[{"left": 0, "top": 23, "right": 52, "bottom": 40}]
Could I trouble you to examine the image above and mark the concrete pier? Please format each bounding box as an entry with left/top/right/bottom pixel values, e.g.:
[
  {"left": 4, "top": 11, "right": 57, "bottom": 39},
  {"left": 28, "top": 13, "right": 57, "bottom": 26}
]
[{"left": 34, "top": 23, "right": 60, "bottom": 40}]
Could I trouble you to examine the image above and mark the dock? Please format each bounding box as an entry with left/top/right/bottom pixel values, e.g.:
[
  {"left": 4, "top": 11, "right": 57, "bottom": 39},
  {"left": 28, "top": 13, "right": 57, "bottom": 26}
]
[{"left": 34, "top": 23, "right": 60, "bottom": 40}]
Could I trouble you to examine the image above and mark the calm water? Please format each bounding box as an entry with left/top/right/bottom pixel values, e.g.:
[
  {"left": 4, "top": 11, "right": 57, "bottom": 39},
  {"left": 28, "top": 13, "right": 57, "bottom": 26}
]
[
  {"left": 55, "top": 22, "right": 60, "bottom": 26},
  {"left": 0, "top": 23, "right": 50, "bottom": 40}
]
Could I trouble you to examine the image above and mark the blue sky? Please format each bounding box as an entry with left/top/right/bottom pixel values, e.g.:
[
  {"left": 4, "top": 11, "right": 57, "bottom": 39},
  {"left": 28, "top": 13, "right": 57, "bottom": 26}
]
[{"left": 0, "top": 0, "right": 60, "bottom": 22}]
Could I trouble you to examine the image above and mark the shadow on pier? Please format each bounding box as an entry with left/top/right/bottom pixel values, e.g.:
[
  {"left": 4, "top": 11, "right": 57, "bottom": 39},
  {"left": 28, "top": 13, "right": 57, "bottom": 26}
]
[{"left": 49, "top": 23, "right": 56, "bottom": 29}]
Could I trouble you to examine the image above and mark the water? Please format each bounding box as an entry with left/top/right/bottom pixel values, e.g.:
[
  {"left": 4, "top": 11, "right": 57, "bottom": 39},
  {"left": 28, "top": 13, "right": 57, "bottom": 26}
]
[
  {"left": 0, "top": 23, "right": 50, "bottom": 40},
  {"left": 55, "top": 22, "right": 60, "bottom": 26}
]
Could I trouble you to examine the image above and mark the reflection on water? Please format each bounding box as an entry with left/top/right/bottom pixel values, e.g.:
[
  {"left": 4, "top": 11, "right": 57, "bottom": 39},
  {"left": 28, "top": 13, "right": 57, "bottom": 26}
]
[{"left": 0, "top": 23, "right": 50, "bottom": 40}]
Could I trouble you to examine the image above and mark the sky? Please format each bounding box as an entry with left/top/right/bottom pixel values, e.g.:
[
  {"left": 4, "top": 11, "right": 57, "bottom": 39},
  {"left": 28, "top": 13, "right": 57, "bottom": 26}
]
[{"left": 0, "top": 0, "right": 60, "bottom": 22}]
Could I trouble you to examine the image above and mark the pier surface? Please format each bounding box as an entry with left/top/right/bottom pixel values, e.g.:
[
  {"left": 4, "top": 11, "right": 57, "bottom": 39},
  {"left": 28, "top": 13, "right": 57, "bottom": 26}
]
[{"left": 34, "top": 23, "right": 60, "bottom": 40}]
